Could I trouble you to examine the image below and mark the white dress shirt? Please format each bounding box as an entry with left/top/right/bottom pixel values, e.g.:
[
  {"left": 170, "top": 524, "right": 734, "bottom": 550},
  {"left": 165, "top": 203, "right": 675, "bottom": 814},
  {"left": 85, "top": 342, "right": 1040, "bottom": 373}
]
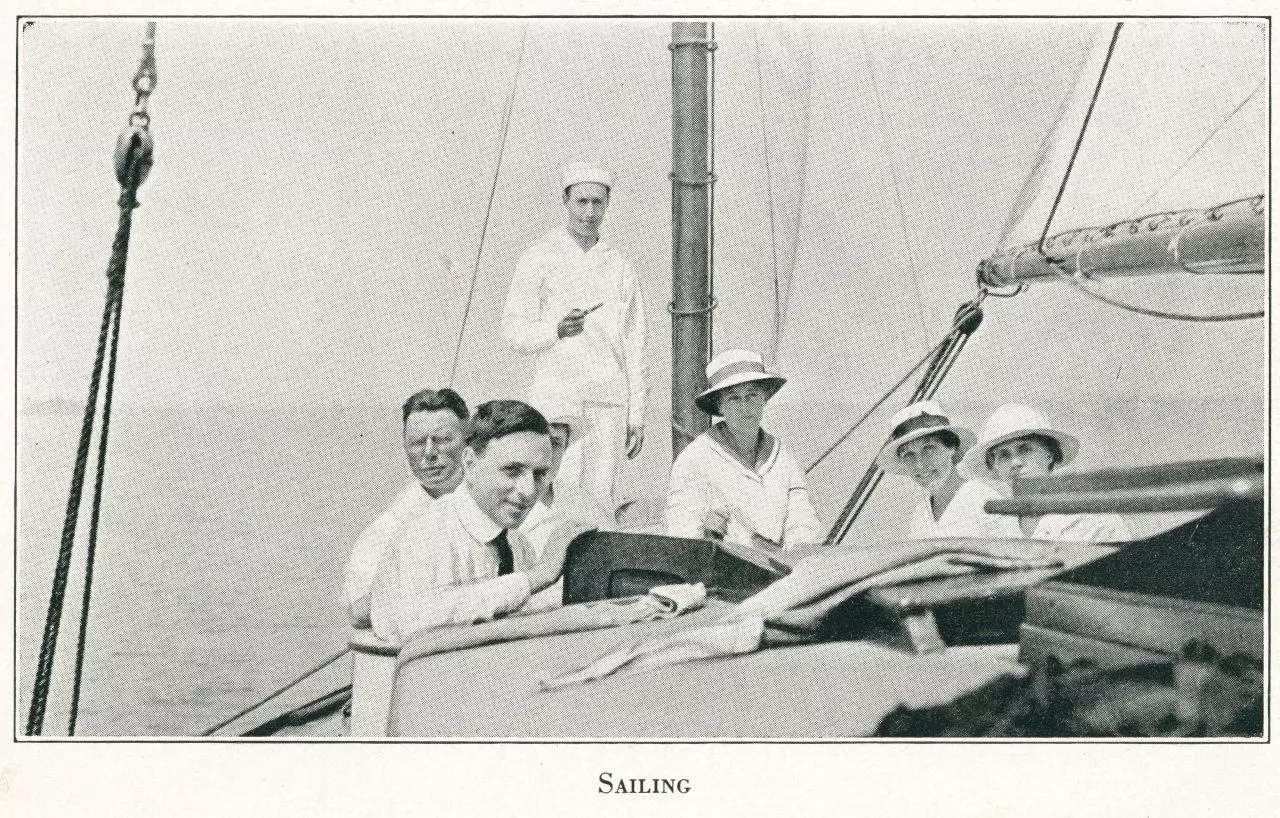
[
  {"left": 906, "top": 479, "right": 1022, "bottom": 540},
  {"left": 666, "top": 428, "right": 822, "bottom": 550},
  {"left": 369, "top": 487, "right": 537, "bottom": 643},
  {"left": 342, "top": 481, "right": 437, "bottom": 608},
  {"left": 502, "top": 228, "right": 648, "bottom": 429}
]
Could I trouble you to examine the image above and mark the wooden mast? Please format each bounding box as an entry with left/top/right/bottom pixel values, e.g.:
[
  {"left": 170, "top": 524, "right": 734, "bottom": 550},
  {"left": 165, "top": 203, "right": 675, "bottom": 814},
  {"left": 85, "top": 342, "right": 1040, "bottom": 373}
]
[{"left": 670, "top": 22, "right": 714, "bottom": 458}]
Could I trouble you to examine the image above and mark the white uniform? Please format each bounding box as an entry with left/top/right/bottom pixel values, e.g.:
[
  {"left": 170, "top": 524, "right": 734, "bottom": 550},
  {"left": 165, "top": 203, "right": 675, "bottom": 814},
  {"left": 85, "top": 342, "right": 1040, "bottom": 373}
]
[
  {"left": 666, "top": 429, "right": 822, "bottom": 550},
  {"left": 502, "top": 228, "right": 647, "bottom": 511},
  {"left": 907, "top": 479, "right": 1021, "bottom": 541}
]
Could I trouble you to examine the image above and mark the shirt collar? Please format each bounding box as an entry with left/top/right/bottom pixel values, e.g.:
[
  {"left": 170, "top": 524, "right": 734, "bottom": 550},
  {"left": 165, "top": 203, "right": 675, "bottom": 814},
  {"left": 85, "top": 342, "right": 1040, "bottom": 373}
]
[
  {"left": 452, "top": 485, "right": 505, "bottom": 543},
  {"left": 705, "top": 424, "right": 778, "bottom": 476},
  {"left": 556, "top": 227, "right": 610, "bottom": 254}
]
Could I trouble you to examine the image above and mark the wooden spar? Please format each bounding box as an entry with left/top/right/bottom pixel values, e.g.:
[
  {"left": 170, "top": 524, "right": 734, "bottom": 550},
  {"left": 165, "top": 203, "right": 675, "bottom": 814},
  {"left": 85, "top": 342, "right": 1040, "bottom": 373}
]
[
  {"left": 978, "top": 207, "right": 1263, "bottom": 288},
  {"left": 670, "top": 22, "right": 714, "bottom": 458}
]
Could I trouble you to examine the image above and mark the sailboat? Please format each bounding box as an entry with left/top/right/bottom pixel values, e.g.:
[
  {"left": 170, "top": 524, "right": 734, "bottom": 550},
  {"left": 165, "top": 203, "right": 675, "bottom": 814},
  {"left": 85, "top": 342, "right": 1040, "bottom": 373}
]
[{"left": 16, "top": 17, "right": 1264, "bottom": 737}]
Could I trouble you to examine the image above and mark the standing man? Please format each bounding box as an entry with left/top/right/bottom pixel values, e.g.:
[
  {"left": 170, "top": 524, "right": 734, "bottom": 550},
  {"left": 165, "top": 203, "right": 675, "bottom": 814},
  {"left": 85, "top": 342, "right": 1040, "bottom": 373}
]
[
  {"left": 369, "top": 400, "right": 591, "bottom": 643},
  {"left": 502, "top": 162, "right": 648, "bottom": 514},
  {"left": 343, "top": 388, "right": 469, "bottom": 628}
]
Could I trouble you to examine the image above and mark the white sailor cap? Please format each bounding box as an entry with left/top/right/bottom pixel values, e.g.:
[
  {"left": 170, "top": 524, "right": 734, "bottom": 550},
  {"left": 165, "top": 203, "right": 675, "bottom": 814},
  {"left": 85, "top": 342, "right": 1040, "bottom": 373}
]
[{"left": 561, "top": 162, "right": 615, "bottom": 192}]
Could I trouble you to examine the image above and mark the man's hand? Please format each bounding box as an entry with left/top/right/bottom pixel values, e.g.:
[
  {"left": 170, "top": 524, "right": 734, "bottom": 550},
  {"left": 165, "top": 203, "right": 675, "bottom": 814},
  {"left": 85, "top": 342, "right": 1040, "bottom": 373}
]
[
  {"left": 527, "top": 521, "right": 596, "bottom": 594},
  {"left": 557, "top": 308, "right": 588, "bottom": 339},
  {"left": 626, "top": 423, "right": 644, "bottom": 458},
  {"left": 701, "top": 508, "right": 728, "bottom": 541}
]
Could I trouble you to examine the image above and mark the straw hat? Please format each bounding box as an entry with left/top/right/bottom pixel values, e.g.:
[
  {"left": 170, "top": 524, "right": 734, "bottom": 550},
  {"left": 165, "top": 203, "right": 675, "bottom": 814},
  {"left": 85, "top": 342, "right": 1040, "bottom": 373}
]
[
  {"left": 693, "top": 349, "right": 787, "bottom": 415},
  {"left": 875, "top": 400, "right": 977, "bottom": 476},
  {"left": 960, "top": 403, "right": 1079, "bottom": 481},
  {"left": 561, "top": 162, "right": 615, "bottom": 192}
]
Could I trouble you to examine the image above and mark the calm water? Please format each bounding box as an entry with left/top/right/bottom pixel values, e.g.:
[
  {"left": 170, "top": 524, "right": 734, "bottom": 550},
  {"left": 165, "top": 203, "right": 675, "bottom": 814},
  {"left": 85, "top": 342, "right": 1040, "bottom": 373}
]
[{"left": 17, "top": 397, "right": 1264, "bottom": 736}]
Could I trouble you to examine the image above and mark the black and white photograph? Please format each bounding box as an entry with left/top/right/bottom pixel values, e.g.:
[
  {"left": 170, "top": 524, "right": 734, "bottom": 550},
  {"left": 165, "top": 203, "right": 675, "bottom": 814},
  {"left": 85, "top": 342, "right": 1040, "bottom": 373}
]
[{"left": 6, "top": 8, "right": 1274, "bottom": 814}]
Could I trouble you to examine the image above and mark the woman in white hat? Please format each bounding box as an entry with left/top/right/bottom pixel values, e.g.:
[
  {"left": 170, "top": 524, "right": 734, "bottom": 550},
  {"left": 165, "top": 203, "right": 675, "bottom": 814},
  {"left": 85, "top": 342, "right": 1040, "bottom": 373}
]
[
  {"left": 961, "top": 403, "right": 1131, "bottom": 542},
  {"left": 877, "top": 400, "right": 1019, "bottom": 540},
  {"left": 665, "top": 349, "right": 822, "bottom": 550}
]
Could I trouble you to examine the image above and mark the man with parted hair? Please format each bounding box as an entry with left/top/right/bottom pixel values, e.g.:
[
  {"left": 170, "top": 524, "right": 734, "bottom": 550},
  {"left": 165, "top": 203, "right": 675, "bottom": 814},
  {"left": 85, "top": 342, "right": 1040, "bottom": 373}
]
[
  {"left": 343, "top": 387, "right": 469, "bottom": 628},
  {"left": 369, "top": 400, "right": 592, "bottom": 643}
]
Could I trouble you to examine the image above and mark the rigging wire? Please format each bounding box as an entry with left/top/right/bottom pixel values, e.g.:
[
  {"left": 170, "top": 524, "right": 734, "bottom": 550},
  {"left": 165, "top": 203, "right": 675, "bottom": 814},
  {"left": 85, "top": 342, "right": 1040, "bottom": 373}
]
[
  {"left": 805, "top": 292, "right": 987, "bottom": 475},
  {"left": 68, "top": 285, "right": 125, "bottom": 736},
  {"left": 1045, "top": 262, "right": 1264, "bottom": 322},
  {"left": 200, "top": 648, "right": 350, "bottom": 736},
  {"left": 447, "top": 24, "right": 528, "bottom": 387},
  {"left": 861, "top": 30, "right": 930, "bottom": 348},
  {"left": 707, "top": 22, "right": 716, "bottom": 359},
  {"left": 803, "top": 332, "right": 951, "bottom": 475},
  {"left": 1037, "top": 22, "right": 1124, "bottom": 254},
  {"left": 1133, "top": 79, "right": 1266, "bottom": 213},
  {"left": 753, "top": 28, "right": 784, "bottom": 365},
  {"left": 772, "top": 24, "right": 815, "bottom": 356},
  {"left": 1029, "top": 22, "right": 1262, "bottom": 324}
]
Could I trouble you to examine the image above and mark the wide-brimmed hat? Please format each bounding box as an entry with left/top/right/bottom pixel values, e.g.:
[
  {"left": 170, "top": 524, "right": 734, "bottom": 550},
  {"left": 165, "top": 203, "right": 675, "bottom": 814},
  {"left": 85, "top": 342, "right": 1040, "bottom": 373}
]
[
  {"left": 561, "top": 162, "right": 615, "bottom": 193},
  {"left": 693, "top": 349, "right": 787, "bottom": 415},
  {"left": 959, "top": 403, "right": 1079, "bottom": 482},
  {"left": 875, "top": 400, "right": 977, "bottom": 476}
]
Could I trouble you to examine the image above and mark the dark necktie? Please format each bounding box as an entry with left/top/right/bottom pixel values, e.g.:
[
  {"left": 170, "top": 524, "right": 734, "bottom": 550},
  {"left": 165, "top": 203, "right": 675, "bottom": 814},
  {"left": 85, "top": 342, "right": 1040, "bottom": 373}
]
[{"left": 491, "top": 530, "right": 514, "bottom": 576}]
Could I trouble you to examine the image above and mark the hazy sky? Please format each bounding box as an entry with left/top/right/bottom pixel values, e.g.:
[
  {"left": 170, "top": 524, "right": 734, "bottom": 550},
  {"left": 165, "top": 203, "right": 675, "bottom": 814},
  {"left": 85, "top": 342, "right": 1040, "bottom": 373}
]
[{"left": 18, "top": 18, "right": 1266, "bottom": 463}]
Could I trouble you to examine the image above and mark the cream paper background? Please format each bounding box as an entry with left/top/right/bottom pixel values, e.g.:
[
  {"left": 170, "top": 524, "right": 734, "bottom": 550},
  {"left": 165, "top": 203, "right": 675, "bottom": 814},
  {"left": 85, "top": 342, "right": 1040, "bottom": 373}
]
[{"left": 2, "top": 0, "right": 1276, "bottom": 815}]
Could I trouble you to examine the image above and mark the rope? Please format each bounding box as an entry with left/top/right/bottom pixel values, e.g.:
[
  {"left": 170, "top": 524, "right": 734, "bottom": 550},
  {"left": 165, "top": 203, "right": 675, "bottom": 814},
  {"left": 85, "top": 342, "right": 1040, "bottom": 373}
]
[
  {"left": 448, "top": 24, "right": 527, "bottom": 387},
  {"left": 861, "top": 30, "right": 929, "bottom": 347},
  {"left": 200, "top": 647, "right": 350, "bottom": 736},
  {"left": 753, "top": 28, "right": 783, "bottom": 364},
  {"left": 68, "top": 275, "right": 126, "bottom": 736},
  {"left": 1133, "top": 79, "right": 1265, "bottom": 213},
  {"left": 1038, "top": 22, "right": 1124, "bottom": 254},
  {"left": 1045, "top": 261, "right": 1264, "bottom": 322},
  {"left": 26, "top": 292, "right": 114, "bottom": 736},
  {"left": 26, "top": 24, "right": 156, "bottom": 738}
]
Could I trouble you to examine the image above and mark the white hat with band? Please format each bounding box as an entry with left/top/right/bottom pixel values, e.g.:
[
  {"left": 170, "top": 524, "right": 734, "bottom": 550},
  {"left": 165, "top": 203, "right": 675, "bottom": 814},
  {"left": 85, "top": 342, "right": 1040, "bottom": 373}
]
[
  {"left": 693, "top": 349, "right": 787, "bottom": 415},
  {"left": 875, "top": 400, "right": 977, "bottom": 476}
]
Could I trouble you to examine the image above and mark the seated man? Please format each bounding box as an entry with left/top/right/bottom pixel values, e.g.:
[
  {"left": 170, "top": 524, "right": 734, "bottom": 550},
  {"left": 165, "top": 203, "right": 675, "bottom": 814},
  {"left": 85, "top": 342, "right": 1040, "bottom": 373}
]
[
  {"left": 369, "top": 400, "right": 591, "bottom": 643},
  {"left": 521, "top": 409, "right": 613, "bottom": 610},
  {"left": 342, "top": 387, "right": 468, "bottom": 628}
]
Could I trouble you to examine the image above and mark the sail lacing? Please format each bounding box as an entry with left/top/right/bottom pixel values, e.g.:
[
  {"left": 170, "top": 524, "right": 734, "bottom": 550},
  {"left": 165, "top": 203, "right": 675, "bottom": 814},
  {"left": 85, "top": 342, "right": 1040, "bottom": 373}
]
[
  {"left": 448, "top": 24, "right": 528, "bottom": 387},
  {"left": 27, "top": 23, "right": 157, "bottom": 737}
]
